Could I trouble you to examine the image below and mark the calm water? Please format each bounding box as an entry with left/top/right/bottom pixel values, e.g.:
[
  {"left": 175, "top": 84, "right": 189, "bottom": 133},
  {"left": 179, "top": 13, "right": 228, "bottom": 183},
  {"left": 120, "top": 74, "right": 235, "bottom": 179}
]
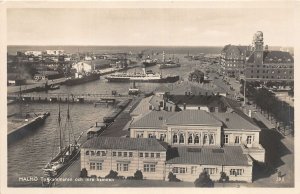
[{"left": 7, "top": 48, "right": 214, "bottom": 187}]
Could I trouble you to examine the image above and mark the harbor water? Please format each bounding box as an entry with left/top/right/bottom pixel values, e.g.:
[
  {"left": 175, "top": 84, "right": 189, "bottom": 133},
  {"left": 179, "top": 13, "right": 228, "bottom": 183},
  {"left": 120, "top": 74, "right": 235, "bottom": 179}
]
[{"left": 7, "top": 50, "right": 221, "bottom": 187}]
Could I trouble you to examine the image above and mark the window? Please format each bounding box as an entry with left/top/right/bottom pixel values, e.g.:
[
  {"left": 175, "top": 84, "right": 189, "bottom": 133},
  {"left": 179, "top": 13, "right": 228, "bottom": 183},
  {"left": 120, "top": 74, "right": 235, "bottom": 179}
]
[
  {"left": 156, "top": 153, "right": 160, "bottom": 158},
  {"left": 179, "top": 134, "right": 185, "bottom": 143},
  {"left": 91, "top": 151, "right": 95, "bottom": 156},
  {"left": 118, "top": 152, "right": 122, "bottom": 157},
  {"left": 173, "top": 134, "right": 178, "bottom": 143},
  {"left": 203, "top": 134, "right": 208, "bottom": 144},
  {"left": 173, "top": 167, "right": 186, "bottom": 174},
  {"left": 230, "top": 169, "right": 243, "bottom": 176},
  {"left": 191, "top": 166, "right": 197, "bottom": 174},
  {"left": 194, "top": 135, "right": 200, "bottom": 144},
  {"left": 246, "top": 136, "right": 253, "bottom": 144},
  {"left": 224, "top": 134, "right": 229, "bottom": 144},
  {"left": 148, "top": 134, "right": 153, "bottom": 138},
  {"left": 112, "top": 152, "right": 116, "bottom": 157},
  {"left": 204, "top": 168, "right": 216, "bottom": 175},
  {"left": 96, "top": 151, "right": 101, "bottom": 156},
  {"left": 234, "top": 136, "right": 241, "bottom": 144},
  {"left": 129, "top": 152, "right": 133, "bottom": 157},
  {"left": 160, "top": 134, "right": 166, "bottom": 141},
  {"left": 257, "top": 70, "right": 259, "bottom": 73},
  {"left": 102, "top": 151, "right": 106, "bottom": 156},
  {"left": 117, "top": 163, "right": 129, "bottom": 171},
  {"left": 90, "top": 162, "right": 96, "bottom": 170},
  {"left": 96, "top": 163, "right": 102, "bottom": 170},
  {"left": 86, "top": 151, "right": 89, "bottom": 155},
  {"left": 209, "top": 134, "right": 215, "bottom": 145},
  {"left": 188, "top": 135, "right": 193, "bottom": 144},
  {"left": 139, "top": 153, "right": 143, "bottom": 158},
  {"left": 124, "top": 152, "right": 128, "bottom": 157},
  {"left": 145, "top": 153, "right": 149, "bottom": 158},
  {"left": 150, "top": 153, "right": 155, "bottom": 158},
  {"left": 144, "top": 164, "right": 155, "bottom": 172}
]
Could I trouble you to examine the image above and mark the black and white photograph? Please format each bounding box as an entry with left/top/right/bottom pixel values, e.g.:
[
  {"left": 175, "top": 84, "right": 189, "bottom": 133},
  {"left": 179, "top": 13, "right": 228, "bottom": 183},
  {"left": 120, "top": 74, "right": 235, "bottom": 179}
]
[{"left": 1, "top": 1, "right": 298, "bottom": 192}]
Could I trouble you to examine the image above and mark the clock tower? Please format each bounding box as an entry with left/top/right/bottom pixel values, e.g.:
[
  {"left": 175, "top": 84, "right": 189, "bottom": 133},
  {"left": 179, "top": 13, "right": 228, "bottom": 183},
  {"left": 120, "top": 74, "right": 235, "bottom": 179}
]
[{"left": 253, "top": 31, "right": 264, "bottom": 66}]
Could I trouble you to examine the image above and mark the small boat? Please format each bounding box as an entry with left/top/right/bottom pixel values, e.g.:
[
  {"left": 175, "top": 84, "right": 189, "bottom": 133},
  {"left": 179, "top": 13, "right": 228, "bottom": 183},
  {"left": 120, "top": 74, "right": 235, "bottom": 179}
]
[{"left": 49, "top": 84, "right": 60, "bottom": 90}]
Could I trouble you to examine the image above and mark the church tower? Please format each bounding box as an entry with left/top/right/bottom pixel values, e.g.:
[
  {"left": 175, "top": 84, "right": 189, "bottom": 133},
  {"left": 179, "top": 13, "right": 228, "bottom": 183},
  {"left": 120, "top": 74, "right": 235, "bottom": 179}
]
[{"left": 253, "top": 31, "right": 264, "bottom": 66}]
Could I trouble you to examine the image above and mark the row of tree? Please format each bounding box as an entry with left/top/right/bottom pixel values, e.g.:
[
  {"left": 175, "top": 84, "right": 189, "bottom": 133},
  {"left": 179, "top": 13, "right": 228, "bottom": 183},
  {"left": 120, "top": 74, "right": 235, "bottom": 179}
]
[{"left": 240, "top": 81, "right": 294, "bottom": 133}]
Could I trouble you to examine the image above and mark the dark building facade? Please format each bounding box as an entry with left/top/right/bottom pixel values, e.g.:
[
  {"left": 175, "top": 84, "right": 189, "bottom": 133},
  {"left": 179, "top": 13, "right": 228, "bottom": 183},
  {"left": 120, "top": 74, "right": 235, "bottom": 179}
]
[
  {"left": 245, "top": 31, "right": 294, "bottom": 82},
  {"left": 220, "top": 45, "right": 252, "bottom": 78}
]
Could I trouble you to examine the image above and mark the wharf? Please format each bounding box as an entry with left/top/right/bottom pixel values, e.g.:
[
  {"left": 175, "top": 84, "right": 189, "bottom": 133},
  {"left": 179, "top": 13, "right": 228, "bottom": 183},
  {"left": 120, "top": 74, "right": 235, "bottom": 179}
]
[
  {"left": 7, "top": 112, "right": 50, "bottom": 144},
  {"left": 7, "top": 78, "right": 67, "bottom": 94},
  {"left": 98, "top": 65, "right": 139, "bottom": 76},
  {"left": 7, "top": 93, "right": 132, "bottom": 104}
]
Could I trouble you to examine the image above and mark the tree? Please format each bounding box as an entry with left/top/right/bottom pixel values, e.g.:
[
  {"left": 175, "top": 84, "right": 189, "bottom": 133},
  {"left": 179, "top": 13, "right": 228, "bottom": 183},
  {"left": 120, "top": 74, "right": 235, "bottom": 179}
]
[
  {"left": 218, "top": 172, "right": 229, "bottom": 183},
  {"left": 105, "top": 170, "right": 118, "bottom": 179},
  {"left": 134, "top": 170, "right": 143, "bottom": 180},
  {"left": 168, "top": 172, "right": 181, "bottom": 182},
  {"left": 80, "top": 168, "right": 88, "bottom": 178},
  {"left": 194, "top": 171, "right": 214, "bottom": 187}
]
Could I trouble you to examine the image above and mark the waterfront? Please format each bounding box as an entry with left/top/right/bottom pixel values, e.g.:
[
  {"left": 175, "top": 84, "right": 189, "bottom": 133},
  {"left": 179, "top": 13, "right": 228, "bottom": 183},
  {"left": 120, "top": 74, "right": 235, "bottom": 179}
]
[{"left": 7, "top": 50, "right": 217, "bottom": 187}]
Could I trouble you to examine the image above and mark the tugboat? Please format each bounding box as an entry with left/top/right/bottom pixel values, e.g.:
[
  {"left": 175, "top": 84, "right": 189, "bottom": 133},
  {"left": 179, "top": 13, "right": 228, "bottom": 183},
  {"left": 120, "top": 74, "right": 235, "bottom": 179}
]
[
  {"left": 42, "top": 102, "right": 82, "bottom": 187},
  {"left": 158, "top": 51, "right": 181, "bottom": 69},
  {"left": 142, "top": 55, "right": 157, "bottom": 67}
]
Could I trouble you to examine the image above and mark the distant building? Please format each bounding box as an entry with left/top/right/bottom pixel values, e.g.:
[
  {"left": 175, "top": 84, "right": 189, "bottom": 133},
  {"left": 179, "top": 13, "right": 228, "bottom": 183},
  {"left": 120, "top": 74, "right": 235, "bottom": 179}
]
[
  {"left": 220, "top": 45, "right": 252, "bottom": 78},
  {"left": 45, "top": 50, "right": 65, "bottom": 56},
  {"left": 188, "top": 69, "right": 204, "bottom": 83},
  {"left": 245, "top": 31, "right": 294, "bottom": 82},
  {"left": 24, "top": 51, "right": 43, "bottom": 56}
]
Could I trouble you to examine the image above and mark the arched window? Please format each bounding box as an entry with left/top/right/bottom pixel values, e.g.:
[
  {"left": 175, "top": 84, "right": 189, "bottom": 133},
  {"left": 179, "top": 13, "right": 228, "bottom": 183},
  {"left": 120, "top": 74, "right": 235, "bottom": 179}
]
[
  {"left": 194, "top": 135, "right": 199, "bottom": 144},
  {"left": 188, "top": 135, "right": 193, "bottom": 144},
  {"left": 86, "top": 151, "right": 90, "bottom": 155},
  {"left": 203, "top": 134, "right": 208, "bottom": 144},
  {"left": 179, "top": 134, "right": 185, "bottom": 144},
  {"left": 91, "top": 151, "right": 95, "bottom": 156},
  {"left": 96, "top": 151, "right": 101, "bottom": 156},
  {"left": 209, "top": 134, "right": 215, "bottom": 145},
  {"left": 173, "top": 134, "right": 178, "bottom": 143}
]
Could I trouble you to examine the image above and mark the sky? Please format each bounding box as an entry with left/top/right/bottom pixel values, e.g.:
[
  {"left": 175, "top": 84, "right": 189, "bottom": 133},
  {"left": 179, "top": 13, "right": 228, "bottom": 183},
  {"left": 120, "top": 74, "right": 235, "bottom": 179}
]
[{"left": 7, "top": 7, "right": 295, "bottom": 46}]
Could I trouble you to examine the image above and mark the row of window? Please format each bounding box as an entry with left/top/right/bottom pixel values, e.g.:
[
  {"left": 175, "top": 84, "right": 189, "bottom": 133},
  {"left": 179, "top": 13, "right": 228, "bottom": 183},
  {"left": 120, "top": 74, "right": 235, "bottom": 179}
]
[
  {"left": 224, "top": 134, "right": 253, "bottom": 144},
  {"left": 139, "top": 152, "right": 160, "bottom": 158},
  {"left": 137, "top": 133, "right": 166, "bottom": 141},
  {"left": 250, "top": 65, "right": 293, "bottom": 69},
  {"left": 90, "top": 162, "right": 156, "bottom": 173},
  {"left": 251, "top": 70, "right": 293, "bottom": 74},
  {"left": 85, "top": 150, "right": 134, "bottom": 158},
  {"left": 172, "top": 133, "right": 215, "bottom": 145},
  {"left": 249, "top": 75, "right": 293, "bottom": 79},
  {"left": 171, "top": 167, "right": 244, "bottom": 176}
]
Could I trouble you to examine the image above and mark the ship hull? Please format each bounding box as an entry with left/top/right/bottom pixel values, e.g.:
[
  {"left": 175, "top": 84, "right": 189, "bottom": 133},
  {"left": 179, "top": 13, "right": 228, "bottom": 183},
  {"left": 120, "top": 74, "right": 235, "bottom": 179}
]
[
  {"left": 106, "top": 75, "right": 179, "bottom": 83},
  {"left": 142, "top": 62, "right": 157, "bottom": 67},
  {"left": 159, "top": 64, "right": 181, "bottom": 69},
  {"left": 65, "top": 74, "right": 100, "bottom": 86}
]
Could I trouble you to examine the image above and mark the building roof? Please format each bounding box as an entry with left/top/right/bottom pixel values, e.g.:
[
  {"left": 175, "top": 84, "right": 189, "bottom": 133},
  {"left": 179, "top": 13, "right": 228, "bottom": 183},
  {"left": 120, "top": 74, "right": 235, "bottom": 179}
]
[
  {"left": 247, "top": 50, "right": 294, "bottom": 63},
  {"left": 130, "top": 111, "right": 176, "bottom": 128},
  {"left": 167, "top": 110, "right": 222, "bottom": 126},
  {"left": 154, "top": 85, "right": 173, "bottom": 93},
  {"left": 130, "top": 96, "right": 154, "bottom": 117},
  {"left": 82, "top": 136, "right": 167, "bottom": 151},
  {"left": 221, "top": 45, "right": 252, "bottom": 58},
  {"left": 212, "top": 112, "right": 261, "bottom": 131},
  {"left": 166, "top": 146, "right": 251, "bottom": 166}
]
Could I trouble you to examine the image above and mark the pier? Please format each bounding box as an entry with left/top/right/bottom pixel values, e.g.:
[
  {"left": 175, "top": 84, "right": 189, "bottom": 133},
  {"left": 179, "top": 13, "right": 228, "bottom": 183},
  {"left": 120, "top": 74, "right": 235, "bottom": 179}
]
[{"left": 7, "top": 93, "right": 133, "bottom": 103}]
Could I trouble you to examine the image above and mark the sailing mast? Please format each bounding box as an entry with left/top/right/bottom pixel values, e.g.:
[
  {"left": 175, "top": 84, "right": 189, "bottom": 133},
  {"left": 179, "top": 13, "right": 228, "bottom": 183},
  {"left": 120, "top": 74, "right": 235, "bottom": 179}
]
[{"left": 58, "top": 103, "right": 62, "bottom": 152}]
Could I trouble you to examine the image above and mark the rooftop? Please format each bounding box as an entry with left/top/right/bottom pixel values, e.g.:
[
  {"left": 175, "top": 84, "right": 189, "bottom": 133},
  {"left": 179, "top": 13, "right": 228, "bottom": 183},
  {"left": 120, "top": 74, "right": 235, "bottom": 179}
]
[
  {"left": 247, "top": 50, "right": 294, "bottom": 63},
  {"left": 82, "top": 136, "right": 167, "bottom": 152},
  {"left": 167, "top": 110, "right": 222, "bottom": 126},
  {"left": 166, "top": 146, "right": 251, "bottom": 166},
  {"left": 212, "top": 112, "right": 261, "bottom": 131},
  {"left": 130, "top": 111, "right": 176, "bottom": 128}
]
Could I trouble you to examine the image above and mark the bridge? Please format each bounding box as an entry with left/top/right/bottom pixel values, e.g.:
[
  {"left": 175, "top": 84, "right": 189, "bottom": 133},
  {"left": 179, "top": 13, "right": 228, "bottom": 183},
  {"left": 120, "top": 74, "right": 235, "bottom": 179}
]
[{"left": 7, "top": 93, "right": 133, "bottom": 103}]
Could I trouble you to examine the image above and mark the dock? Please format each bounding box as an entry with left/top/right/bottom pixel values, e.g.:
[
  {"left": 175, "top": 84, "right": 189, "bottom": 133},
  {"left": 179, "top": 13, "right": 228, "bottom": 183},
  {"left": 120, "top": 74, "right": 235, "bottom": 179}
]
[{"left": 7, "top": 93, "right": 133, "bottom": 104}]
